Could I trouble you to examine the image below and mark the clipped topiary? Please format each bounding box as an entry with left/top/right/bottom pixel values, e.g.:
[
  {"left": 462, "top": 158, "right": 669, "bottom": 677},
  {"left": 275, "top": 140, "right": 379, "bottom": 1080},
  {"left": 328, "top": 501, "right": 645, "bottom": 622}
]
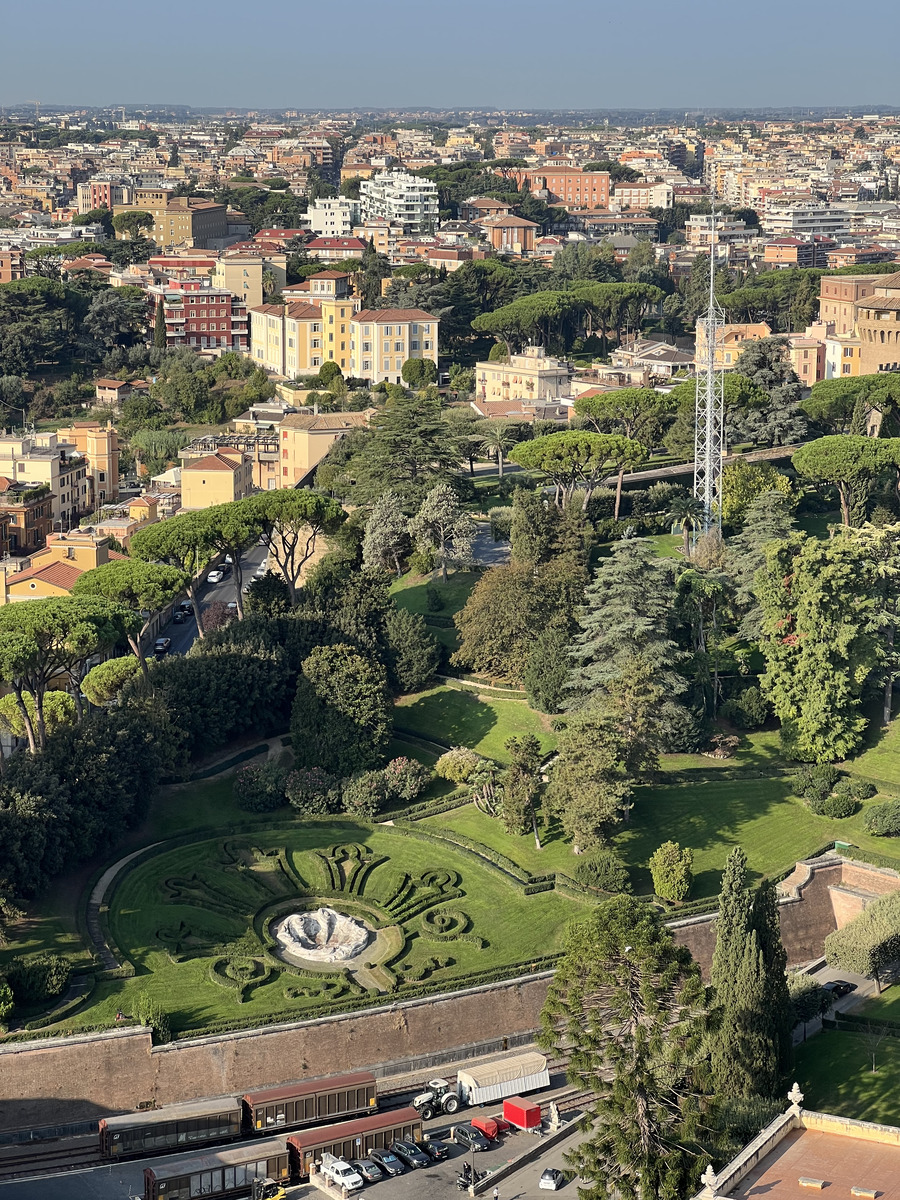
[
  {"left": 233, "top": 761, "right": 287, "bottom": 812},
  {"left": 435, "top": 746, "right": 483, "bottom": 784},
  {"left": 819, "top": 792, "right": 858, "bottom": 819}
]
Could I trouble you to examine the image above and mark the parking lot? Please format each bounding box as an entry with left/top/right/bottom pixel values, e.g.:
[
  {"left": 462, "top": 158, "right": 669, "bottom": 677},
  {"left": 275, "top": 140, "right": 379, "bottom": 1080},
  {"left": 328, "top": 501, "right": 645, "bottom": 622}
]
[{"left": 0, "top": 1109, "right": 584, "bottom": 1200}]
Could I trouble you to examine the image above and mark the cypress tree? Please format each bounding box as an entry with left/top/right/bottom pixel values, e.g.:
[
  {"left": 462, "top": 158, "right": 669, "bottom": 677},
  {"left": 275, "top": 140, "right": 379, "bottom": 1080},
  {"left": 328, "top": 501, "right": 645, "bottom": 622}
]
[
  {"left": 153, "top": 297, "right": 166, "bottom": 349},
  {"left": 709, "top": 849, "right": 792, "bottom": 1099},
  {"left": 725, "top": 490, "right": 797, "bottom": 638}
]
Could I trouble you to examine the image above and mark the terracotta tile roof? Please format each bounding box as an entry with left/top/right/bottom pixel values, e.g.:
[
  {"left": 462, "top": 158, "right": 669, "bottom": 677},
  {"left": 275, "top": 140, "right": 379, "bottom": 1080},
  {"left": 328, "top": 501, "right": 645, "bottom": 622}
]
[
  {"left": 873, "top": 271, "right": 900, "bottom": 289},
  {"left": 10, "top": 561, "right": 83, "bottom": 591},
  {"left": 95, "top": 378, "right": 130, "bottom": 389},
  {"left": 354, "top": 308, "right": 436, "bottom": 322},
  {"left": 306, "top": 237, "right": 366, "bottom": 250},
  {"left": 183, "top": 452, "right": 243, "bottom": 472},
  {"left": 285, "top": 302, "right": 324, "bottom": 320},
  {"left": 280, "top": 412, "right": 370, "bottom": 432},
  {"left": 310, "top": 270, "right": 350, "bottom": 279}
]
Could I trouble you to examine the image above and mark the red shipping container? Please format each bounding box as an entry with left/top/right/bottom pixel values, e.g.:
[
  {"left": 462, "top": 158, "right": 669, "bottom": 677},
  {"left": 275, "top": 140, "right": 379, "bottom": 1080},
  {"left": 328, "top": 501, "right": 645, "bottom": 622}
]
[{"left": 503, "top": 1096, "right": 541, "bottom": 1130}]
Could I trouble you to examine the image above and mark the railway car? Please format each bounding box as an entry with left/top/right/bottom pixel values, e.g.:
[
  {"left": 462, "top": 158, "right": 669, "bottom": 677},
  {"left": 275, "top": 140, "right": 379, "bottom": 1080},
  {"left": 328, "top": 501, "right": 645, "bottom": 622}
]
[
  {"left": 286, "top": 1107, "right": 423, "bottom": 1177},
  {"left": 143, "top": 1137, "right": 290, "bottom": 1200},
  {"left": 100, "top": 1097, "right": 243, "bottom": 1159},
  {"left": 243, "top": 1071, "right": 377, "bottom": 1133}
]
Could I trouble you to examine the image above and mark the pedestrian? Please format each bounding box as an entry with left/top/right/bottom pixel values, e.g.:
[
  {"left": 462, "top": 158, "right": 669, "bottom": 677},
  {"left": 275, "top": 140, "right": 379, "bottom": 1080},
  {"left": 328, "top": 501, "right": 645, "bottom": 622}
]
[{"left": 492, "top": 1188, "right": 499, "bottom": 1200}]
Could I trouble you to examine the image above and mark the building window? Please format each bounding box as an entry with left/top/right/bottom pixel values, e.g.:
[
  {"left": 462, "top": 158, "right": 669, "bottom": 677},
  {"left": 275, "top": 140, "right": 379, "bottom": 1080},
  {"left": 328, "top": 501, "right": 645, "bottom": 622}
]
[
  {"left": 411, "top": 341, "right": 419, "bottom": 351},
  {"left": 385, "top": 326, "right": 392, "bottom": 335}
]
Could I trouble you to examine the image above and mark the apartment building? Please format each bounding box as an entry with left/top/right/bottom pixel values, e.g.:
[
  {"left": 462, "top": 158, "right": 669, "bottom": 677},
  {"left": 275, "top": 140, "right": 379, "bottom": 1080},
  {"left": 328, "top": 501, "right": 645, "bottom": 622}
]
[
  {"left": 180, "top": 449, "right": 254, "bottom": 510},
  {"left": 76, "top": 180, "right": 131, "bottom": 213},
  {"left": 211, "top": 255, "right": 264, "bottom": 310},
  {"left": 502, "top": 167, "right": 610, "bottom": 209},
  {"left": 307, "top": 197, "right": 360, "bottom": 237},
  {"left": 360, "top": 170, "right": 439, "bottom": 235},
  {"left": 147, "top": 277, "right": 249, "bottom": 352},
  {"left": 611, "top": 181, "right": 674, "bottom": 210},
  {"left": 477, "top": 214, "right": 539, "bottom": 254},
  {"left": 761, "top": 205, "right": 851, "bottom": 239},
  {"left": 112, "top": 194, "right": 228, "bottom": 249},
  {"left": 475, "top": 346, "right": 571, "bottom": 402},
  {"left": 54, "top": 421, "right": 120, "bottom": 507},
  {"left": 763, "top": 238, "right": 827, "bottom": 269},
  {"left": 349, "top": 309, "right": 437, "bottom": 384},
  {"left": 0, "top": 249, "right": 26, "bottom": 284},
  {"left": 0, "top": 432, "right": 89, "bottom": 529},
  {"left": 686, "top": 213, "right": 748, "bottom": 248},
  {"left": 0, "top": 479, "right": 51, "bottom": 554},
  {"left": 278, "top": 412, "right": 371, "bottom": 486}
]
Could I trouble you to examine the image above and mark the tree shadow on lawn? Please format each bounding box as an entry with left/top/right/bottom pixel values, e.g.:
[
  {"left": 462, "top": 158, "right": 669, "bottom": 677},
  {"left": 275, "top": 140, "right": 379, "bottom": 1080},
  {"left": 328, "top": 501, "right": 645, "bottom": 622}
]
[
  {"left": 396, "top": 689, "right": 497, "bottom": 750},
  {"left": 617, "top": 775, "right": 796, "bottom": 897}
]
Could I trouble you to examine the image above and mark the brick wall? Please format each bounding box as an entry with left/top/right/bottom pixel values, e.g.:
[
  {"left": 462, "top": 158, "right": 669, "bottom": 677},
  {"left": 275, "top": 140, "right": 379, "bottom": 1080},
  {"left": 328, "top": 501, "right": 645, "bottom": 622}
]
[{"left": 0, "top": 976, "right": 550, "bottom": 1132}]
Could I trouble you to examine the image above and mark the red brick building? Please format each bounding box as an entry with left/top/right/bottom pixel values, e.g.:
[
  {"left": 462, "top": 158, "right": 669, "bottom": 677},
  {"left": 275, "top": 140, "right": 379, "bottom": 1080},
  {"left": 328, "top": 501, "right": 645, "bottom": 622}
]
[
  {"left": 500, "top": 167, "right": 610, "bottom": 209},
  {"left": 147, "top": 277, "right": 248, "bottom": 352}
]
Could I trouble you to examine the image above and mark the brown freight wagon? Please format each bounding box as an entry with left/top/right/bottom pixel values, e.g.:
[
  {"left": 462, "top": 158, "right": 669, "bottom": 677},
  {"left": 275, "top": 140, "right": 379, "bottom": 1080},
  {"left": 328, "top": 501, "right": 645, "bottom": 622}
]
[
  {"left": 243, "top": 1070, "right": 377, "bottom": 1133},
  {"left": 287, "top": 1107, "right": 423, "bottom": 1177}
]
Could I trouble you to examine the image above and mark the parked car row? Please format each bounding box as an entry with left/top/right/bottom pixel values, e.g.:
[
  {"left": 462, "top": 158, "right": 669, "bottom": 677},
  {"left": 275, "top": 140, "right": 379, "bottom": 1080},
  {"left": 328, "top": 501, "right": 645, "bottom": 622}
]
[{"left": 327, "top": 1138, "right": 451, "bottom": 1190}]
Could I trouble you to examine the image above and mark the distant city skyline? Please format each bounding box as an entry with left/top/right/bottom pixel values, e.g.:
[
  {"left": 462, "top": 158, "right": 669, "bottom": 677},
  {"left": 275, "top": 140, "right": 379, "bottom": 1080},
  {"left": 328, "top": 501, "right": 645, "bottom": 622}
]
[{"left": 3, "top": 0, "right": 899, "bottom": 112}]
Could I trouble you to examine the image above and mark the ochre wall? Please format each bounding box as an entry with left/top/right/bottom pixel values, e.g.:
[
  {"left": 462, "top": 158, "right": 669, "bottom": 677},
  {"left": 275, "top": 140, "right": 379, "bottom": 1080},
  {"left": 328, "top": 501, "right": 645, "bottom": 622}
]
[{"left": 0, "top": 975, "right": 549, "bottom": 1132}]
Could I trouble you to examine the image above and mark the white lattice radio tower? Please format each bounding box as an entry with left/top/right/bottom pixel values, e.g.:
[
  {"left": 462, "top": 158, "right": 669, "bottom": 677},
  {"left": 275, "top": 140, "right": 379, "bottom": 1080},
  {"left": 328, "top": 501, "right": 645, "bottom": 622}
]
[{"left": 693, "top": 209, "right": 726, "bottom": 531}]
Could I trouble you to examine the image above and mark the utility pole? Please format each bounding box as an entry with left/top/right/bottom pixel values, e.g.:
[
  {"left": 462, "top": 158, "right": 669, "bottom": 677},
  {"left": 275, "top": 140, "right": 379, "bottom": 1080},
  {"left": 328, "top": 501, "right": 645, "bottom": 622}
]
[{"left": 693, "top": 206, "right": 725, "bottom": 533}]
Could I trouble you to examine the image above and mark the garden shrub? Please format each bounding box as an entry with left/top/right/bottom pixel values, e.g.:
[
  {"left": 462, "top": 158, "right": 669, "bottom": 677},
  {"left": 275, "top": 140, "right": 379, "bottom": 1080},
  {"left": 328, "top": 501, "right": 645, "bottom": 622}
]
[
  {"left": 342, "top": 770, "right": 391, "bottom": 819},
  {"left": 649, "top": 841, "right": 694, "bottom": 902},
  {"left": 425, "top": 583, "right": 445, "bottom": 612},
  {"left": 382, "top": 756, "right": 431, "bottom": 802},
  {"left": 408, "top": 549, "right": 435, "bottom": 576},
  {"left": 285, "top": 767, "right": 341, "bottom": 816},
  {"left": 795, "top": 764, "right": 840, "bottom": 798},
  {"left": 0, "top": 979, "right": 13, "bottom": 1026},
  {"left": 488, "top": 507, "right": 512, "bottom": 543},
  {"left": 434, "top": 746, "right": 483, "bottom": 784},
  {"left": 806, "top": 785, "right": 833, "bottom": 814},
  {"left": 819, "top": 792, "right": 858, "bottom": 819},
  {"left": 572, "top": 849, "right": 632, "bottom": 894},
  {"left": 849, "top": 778, "right": 876, "bottom": 801},
  {"left": 6, "top": 954, "right": 71, "bottom": 1005},
  {"left": 233, "top": 761, "right": 287, "bottom": 812},
  {"left": 720, "top": 686, "right": 770, "bottom": 730},
  {"left": 864, "top": 800, "right": 900, "bottom": 837}
]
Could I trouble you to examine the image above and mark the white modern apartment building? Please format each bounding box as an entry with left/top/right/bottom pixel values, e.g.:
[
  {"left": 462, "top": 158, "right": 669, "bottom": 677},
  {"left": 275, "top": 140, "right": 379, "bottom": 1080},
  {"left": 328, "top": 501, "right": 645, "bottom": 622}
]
[
  {"left": 761, "top": 204, "right": 851, "bottom": 238},
  {"left": 359, "top": 169, "right": 439, "bottom": 236},
  {"left": 307, "top": 197, "right": 361, "bottom": 238}
]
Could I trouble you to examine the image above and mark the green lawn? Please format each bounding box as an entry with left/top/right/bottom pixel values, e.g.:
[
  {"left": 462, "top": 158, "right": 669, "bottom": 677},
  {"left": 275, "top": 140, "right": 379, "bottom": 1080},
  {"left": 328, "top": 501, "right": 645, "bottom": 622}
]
[
  {"left": 660, "top": 729, "right": 786, "bottom": 774},
  {"left": 842, "top": 700, "right": 900, "bottom": 790},
  {"left": 390, "top": 570, "right": 479, "bottom": 619},
  {"left": 394, "top": 685, "right": 556, "bottom": 762},
  {"left": 794, "top": 1032, "right": 900, "bottom": 1124},
  {"left": 615, "top": 778, "right": 895, "bottom": 897},
  {"left": 421, "top": 803, "right": 576, "bottom": 876},
  {"left": 797, "top": 510, "right": 841, "bottom": 540},
  {"left": 859, "top": 984, "right": 900, "bottom": 1021},
  {"left": 61, "top": 821, "right": 587, "bottom": 1036}
]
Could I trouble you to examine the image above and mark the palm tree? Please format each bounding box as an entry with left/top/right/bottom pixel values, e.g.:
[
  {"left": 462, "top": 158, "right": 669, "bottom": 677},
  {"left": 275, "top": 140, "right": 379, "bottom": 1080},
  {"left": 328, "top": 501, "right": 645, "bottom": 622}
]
[
  {"left": 262, "top": 268, "right": 277, "bottom": 299},
  {"left": 479, "top": 421, "right": 517, "bottom": 479},
  {"left": 667, "top": 495, "right": 706, "bottom": 559}
]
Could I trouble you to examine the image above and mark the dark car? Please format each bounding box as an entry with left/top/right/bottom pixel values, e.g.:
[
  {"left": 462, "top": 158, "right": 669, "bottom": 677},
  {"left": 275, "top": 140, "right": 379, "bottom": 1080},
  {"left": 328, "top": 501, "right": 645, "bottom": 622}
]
[
  {"left": 422, "top": 1139, "right": 451, "bottom": 1162},
  {"left": 453, "top": 1124, "right": 491, "bottom": 1152},
  {"left": 824, "top": 979, "right": 857, "bottom": 997},
  {"left": 173, "top": 610, "right": 185, "bottom": 624},
  {"left": 348, "top": 1158, "right": 384, "bottom": 1183},
  {"left": 153, "top": 637, "right": 171, "bottom": 657},
  {"left": 369, "top": 1148, "right": 405, "bottom": 1177},
  {"left": 177, "top": 600, "right": 193, "bottom": 615},
  {"left": 390, "top": 1140, "right": 431, "bottom": 1169}
]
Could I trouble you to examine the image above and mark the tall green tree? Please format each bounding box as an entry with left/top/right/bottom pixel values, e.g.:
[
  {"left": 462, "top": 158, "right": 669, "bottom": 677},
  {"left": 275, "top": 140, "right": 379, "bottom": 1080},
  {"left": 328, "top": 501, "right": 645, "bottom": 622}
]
[
  {"left": 546, "top": 711, "right": 632, "bottom": 851},
  {"left": 407, "top": 483, "right": 476, "bottom": 583},
  {"left": 130, "top": 513, "right": 216, "bottom": 637},
  {"left": 249, "top": 490, "right": 345, "bottom": 605},
  {"left": 575, "top": 387, "right": 675, "bottom": 518},
  {"left": 290, "top": 644, "right": 391, "bottom": 777},
  {"left": 510, "top": 431, "right": 645, "bottom": 510},
  {"left": 478, "top": 420, "right": 518, "bottom": 479},
  {"left": 539, "top": 894, "right": 708, "bottom": 1200},
  {"left": 153, "top": 296, "right": 167, "bottom": 349},
  {"left": 198, "top": 501, "right": 264, "bottom": 619},
  {"left": 0, "top": 597, "right": 134, "bottom": 751},
  {"left": 565, "top": 539, "right": 687, "bottom": 772},
  {"left": 793, "top": 436, "right": 900, "bottom": 526},
  {"left": 725, "top": 490, "right": 797, "bottom": 637},
  {"left": 732, "top": 338, "right": 808, "bottom": 447},
  {"left": 499, "top": 733, "right": 544, "bottom": 847},
  {"left": 757, "top": 532, "right": 881, "bottom": 760},
  {"left": 361, "top": 492, "right": 409, "bottom": 576},
  {"left": 72, "top": 559, "right": 187, "bottom": 684},
  {"left": 352, "top": 393, "right": 458, "bottom": 502}
]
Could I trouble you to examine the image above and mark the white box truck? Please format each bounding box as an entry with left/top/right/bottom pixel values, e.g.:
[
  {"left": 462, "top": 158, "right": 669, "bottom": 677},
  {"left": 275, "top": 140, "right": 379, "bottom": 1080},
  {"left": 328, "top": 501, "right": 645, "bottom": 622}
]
[{"left": 413, "top": 1052, "right": 550, "bottom": 1117}]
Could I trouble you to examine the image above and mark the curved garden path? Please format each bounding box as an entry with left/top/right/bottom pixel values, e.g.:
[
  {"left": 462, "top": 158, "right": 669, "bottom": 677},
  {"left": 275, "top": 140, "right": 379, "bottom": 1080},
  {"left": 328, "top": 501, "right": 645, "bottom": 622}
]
[{"left": 86, "top": 843, "right": 164, "bottom": 969}]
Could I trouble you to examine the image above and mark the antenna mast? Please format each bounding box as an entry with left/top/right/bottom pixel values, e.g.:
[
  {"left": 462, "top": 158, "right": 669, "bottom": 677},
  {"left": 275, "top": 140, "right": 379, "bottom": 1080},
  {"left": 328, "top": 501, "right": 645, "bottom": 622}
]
[{"left": 693, "top": 205, "right": 725, "bottom": 532}]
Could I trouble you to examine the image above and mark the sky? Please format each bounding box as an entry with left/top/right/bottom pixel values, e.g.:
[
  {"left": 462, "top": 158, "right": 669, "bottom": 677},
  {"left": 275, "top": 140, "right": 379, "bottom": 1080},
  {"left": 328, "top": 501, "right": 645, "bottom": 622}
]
[{"left": 3, "top": 0, "right": 899, "bottom": 112}]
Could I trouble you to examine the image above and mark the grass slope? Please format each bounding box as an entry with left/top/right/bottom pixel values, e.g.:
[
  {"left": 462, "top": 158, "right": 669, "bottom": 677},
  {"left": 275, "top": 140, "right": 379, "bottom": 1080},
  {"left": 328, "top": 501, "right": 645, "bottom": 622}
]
[
  {"left": 794, "top": 1031, "right": 900, "bottom": 1124},
  {"left": 394, "top": 685, "right": 556, "bottom": 762}
]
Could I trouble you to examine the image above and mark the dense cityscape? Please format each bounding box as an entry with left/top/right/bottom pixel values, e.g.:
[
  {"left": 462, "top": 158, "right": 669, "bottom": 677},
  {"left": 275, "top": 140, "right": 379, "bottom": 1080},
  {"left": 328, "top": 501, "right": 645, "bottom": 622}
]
[{"left": 1, "top": 86, "right": 900, "bottom": 1200}]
